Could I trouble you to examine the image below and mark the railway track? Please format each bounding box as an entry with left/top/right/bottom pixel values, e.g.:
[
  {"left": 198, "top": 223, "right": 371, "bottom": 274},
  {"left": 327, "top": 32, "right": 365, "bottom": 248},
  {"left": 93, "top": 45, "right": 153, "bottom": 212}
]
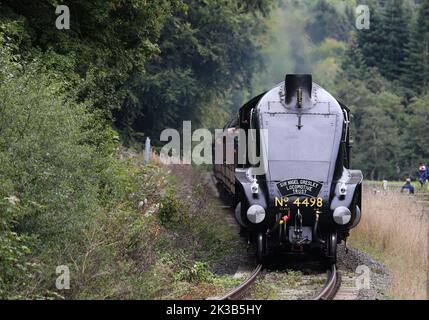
[
  {"left": 216, "top": 263, "right": 340, "bottom": 300},
  {"left": 217, "top": 264, "right": 263, "bottom": 300},
  {"left": 312, "top": 264, "right": 341, "bottom": 300}
]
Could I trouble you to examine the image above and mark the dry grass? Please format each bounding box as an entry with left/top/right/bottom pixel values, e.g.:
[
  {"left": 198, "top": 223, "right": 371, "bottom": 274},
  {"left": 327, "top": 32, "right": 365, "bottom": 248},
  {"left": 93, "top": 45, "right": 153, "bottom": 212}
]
[{"left": 349, "top": 187, "right": 428, "bottom": 299}]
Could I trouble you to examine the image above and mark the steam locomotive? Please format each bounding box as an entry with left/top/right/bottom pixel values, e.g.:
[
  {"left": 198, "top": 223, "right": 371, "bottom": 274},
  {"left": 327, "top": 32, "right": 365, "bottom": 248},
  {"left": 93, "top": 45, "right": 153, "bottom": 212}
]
[{"left": 213, "top": 74, "right": 362, "bottom": 263}]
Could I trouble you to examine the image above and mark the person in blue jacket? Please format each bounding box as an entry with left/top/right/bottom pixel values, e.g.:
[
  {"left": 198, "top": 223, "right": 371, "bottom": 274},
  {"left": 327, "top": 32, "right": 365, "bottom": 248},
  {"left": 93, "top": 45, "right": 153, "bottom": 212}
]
[
  {"left": 401, "top": 178, "right": 415, "bottom": 194},
  {"left": 418, "top": 163, "right": 428, "bottom": 187}
]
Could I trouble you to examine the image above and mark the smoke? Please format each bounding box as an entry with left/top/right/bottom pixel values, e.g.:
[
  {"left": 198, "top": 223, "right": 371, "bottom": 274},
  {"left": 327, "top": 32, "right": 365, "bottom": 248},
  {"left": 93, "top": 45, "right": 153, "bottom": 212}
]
[{"left": 251, "top": 0, "right": 350, "bottom": 93}]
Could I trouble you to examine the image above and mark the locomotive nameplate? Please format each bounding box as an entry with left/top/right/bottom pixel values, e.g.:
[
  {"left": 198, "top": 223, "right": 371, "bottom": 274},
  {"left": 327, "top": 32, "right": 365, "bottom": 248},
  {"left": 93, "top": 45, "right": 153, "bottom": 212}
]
[{"left": 276, "top": 179, "right": 322, "bottom": 197}]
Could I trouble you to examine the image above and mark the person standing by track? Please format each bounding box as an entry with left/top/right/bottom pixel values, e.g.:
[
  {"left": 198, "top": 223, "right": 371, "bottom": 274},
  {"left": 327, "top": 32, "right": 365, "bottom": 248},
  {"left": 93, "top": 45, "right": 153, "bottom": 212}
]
[{"left": 418, "top": 163, "right": 428, "bottom": 187}]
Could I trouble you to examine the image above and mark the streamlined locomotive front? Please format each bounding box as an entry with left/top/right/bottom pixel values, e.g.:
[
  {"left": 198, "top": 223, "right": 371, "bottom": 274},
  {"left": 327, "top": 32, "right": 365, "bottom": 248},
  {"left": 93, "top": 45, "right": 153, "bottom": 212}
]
[{"left": 221, "top": 74, "right": 362, "bottom": 263}]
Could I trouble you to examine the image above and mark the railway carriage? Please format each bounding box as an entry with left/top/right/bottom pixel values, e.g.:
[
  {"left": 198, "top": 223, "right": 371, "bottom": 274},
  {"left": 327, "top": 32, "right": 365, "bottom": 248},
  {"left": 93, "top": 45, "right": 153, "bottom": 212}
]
[{"left": 214, "top": 74, "right": 362, "bottom": 263}]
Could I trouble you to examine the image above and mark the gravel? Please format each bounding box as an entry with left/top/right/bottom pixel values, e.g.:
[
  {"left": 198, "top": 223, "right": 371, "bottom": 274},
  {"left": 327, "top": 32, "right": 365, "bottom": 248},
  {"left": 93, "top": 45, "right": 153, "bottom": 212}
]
[{"left": 337, "top": 244, "right": 391, "bottom": 300}]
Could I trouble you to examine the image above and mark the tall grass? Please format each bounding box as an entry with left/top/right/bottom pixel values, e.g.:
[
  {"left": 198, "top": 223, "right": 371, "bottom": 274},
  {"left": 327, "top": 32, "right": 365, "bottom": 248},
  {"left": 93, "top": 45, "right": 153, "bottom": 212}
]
[{"left": 349, "top": 188, "right": 428, "bottom": 299}]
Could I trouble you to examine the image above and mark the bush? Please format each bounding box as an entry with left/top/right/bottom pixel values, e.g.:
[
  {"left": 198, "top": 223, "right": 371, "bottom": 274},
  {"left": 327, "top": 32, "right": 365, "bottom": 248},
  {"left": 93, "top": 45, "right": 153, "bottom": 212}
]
[
  {"left": 158, "top": 189, "right": 181, "bottom": 226},
  {"left": 0, "top": 37, "right": 240, "bottom": 299},
  {"left": 0, "top": 37, "right": 121, "bottom": 298}
]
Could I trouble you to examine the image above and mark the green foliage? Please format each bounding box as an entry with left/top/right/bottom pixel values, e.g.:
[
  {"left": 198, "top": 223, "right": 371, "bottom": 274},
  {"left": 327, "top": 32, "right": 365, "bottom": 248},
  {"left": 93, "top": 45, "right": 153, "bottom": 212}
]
[
  {"left": 115, "top": 0, "right": 273, "bottom": 143},
  {"left": 356, "top": 1, "right": 385, "bottom": 70},
  {"left": 379, "top": 0, "right": 411, "bottom": 82},
  {"left": 1, "top": 61, "right": 103, "bottom": 241},
  {"left": 333, "top": 0, "right": 428, "bottom": 179},
  {"left": 175, "top": 261, "right": 213, "bottom": 284},
  {"left": 332, "top": 72, "right": 402, "bottom": 179},
  {"left": 401, "top": 94, "right": 429, "bottom": 172},
  {"left": 0, "top": 0, "right": 177, "bottom": 113},
  {"left": 0, "top": 36, "right": 124, "bottom": 298},
  {"left": 305, "top": 0, "right": 353, "bottom": 44},
  {"left": 0, "top": 0, "right": 272, "bottom": 300},
  {"left": 158, "top": 189, "right": 182, "bottom": 226},
  {"left": 0, "top": 40, "right": 36, "bottom": 298},
  {"left": 0, "top": 226, "right": 34, "bottom": 298},
  {"left": 354, "top": 0, "right": 412, "bottom": 82},
  {"left": 0, "top": 0, "right": 274, "bottom": 145},
  {"left": 403, "top": 1, "right": 429, "bottom": 95}
]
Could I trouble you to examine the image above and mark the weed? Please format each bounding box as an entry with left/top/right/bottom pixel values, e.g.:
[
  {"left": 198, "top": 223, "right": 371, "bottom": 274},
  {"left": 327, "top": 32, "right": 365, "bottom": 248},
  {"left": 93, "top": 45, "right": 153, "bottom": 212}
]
[
  {"left": 175, "top": 261, "right": 214, "bottom": 284},
  {"left": 350, "top": 188, "right": 428, "bottom": 299}
]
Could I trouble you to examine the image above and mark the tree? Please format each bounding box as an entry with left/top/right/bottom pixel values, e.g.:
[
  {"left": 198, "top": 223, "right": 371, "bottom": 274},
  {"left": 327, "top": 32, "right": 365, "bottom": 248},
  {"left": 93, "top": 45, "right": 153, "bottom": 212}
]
[
  {"left": 400, "top": 94, "right": 429, "bottom": 174},
  {"left": 403, "top": 0, "right": 429, "bottom": 95},
  {"left": 379, "top": 0, "right": 411, "bottom": 82},
  {"left": 115, "top": 0, "right": 272, "bottom": 144},
  {"left": 339, "top": 36, "right": 367, "bottom": 81},
  {"left": 333, "top": 61, "right": 402, "bottom": 179},
  {"left": 355, "top": 100, "right": 401, "bottom": 180},
  {"left": 356, "top": 1, "right": 384, "bottom": 70},
  {"left": 0, "top": 0, "right": 178, "bottom": 113},
  {"left": 305, "top": 0, "right": 353, "bottom": 44}
]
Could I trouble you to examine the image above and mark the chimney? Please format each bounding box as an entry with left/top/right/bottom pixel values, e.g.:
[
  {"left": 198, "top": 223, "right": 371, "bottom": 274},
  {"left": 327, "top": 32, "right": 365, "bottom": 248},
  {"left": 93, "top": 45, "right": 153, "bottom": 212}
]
[{"left": 285, "top": 74, "right": 312, "bottom": 108}]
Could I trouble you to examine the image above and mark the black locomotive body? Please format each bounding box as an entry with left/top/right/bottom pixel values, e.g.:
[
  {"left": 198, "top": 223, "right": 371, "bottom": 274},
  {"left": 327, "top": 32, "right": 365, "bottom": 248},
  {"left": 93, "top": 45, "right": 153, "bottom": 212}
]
[{"left": 214, "top": 74, "right": 362, "bottom": 263}]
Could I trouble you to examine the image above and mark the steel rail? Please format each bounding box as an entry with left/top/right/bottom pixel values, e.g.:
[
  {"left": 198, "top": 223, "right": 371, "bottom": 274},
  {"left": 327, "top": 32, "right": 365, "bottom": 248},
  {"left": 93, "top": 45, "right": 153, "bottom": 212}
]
[
  {"left": 217, "top": 264, "right": 263, "bottom": 300},
  {"left": 313, "top": 264, "right": 341, "bottom": 300}
]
